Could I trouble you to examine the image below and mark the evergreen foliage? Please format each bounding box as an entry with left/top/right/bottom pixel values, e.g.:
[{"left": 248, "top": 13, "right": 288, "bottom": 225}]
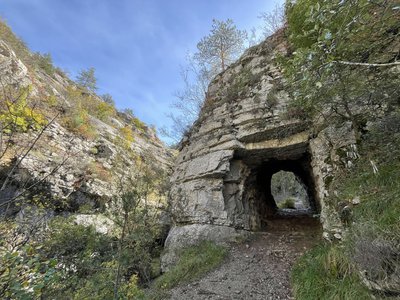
[
  {"left": 76, "top": 67, "right": 98, "bottom": 92},
  {"left": 33, "top": 52, "right": 55, "bottom": 75},
  {"left": 195, "top": 19, "right": 247, "bottom": 72},
  {"left": 163, "top": 19, "right": 248, "bottom": 142},
  {"left": 101, "top": 93, "right": 116, "bottom": 106}
]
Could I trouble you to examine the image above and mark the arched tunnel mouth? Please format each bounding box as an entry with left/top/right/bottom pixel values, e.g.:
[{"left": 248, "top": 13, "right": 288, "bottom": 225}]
[
  {"left": 253, "top": 157, "right": 320, "bottom": 218},
  {"left": 229, "top": 148, "right": 321, "bottom": 231}
]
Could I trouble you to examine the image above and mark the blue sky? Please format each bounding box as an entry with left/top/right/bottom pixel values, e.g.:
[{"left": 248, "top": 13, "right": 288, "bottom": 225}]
[{"left": 0, "top": 0, "right": 283, "bottom": 141}]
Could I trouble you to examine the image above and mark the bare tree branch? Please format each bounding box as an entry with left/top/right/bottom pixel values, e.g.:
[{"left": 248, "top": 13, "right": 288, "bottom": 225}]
[{"left": 334, "top": 60, "right": 400, "bottom": 67}]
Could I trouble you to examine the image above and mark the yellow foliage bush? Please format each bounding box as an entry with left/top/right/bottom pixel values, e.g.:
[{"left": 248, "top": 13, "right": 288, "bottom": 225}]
[
  {"left": 119, "top": 125, "right": 134, "bottom": 143},
  {"left": 0, "top": 87, "right": 47, "bottom": 132},
  {"left": 94, "top": 101, "right": 115, "bottom": 121},
  {"left": 132, "top": 117, "right": 146, "bottom": 132},
  {"left": 65, "top": 86, "right": 115, "bottom": 123}
]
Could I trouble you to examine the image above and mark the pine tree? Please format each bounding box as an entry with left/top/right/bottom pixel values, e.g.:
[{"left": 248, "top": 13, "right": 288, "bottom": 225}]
[
  {"left": 76, "top": 67, "right": 97, "bottom": 92},
  {"left": 195, "top": 19, "right": 247, "bottom": 73}
]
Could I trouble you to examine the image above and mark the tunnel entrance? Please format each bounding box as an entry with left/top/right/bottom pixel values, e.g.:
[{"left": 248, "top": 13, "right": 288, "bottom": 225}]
[{"left": 233, "top": 149, "right": 320, "bottom": 231}]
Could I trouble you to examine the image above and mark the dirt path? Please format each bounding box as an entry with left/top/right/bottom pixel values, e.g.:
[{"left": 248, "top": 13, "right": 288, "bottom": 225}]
[{"left": 169, "top": 214, "right": 322, "bottom": 300}]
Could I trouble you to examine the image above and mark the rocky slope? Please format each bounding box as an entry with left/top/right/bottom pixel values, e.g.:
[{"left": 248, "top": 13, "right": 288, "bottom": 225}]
[{"left": 0, "top": 22, "right": 174, "bottom": 217}]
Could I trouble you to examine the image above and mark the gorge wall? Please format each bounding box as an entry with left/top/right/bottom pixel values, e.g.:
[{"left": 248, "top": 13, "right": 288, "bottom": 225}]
[
  {"left": 0, "top": 37, "right": 174, "bottom": 218},
  {"left": 163, "top": 31, "right": 359, "bottom": 269}
]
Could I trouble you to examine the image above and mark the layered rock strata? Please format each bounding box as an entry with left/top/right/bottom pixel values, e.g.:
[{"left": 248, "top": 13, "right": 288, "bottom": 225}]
[{"left": 163, "top": 32, "right": 358, "bottom": 270}]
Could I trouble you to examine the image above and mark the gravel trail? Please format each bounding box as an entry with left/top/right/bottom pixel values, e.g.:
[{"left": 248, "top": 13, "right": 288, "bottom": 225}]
[{"left": 169, "top": 214, "right": 321, "bottom": 300}]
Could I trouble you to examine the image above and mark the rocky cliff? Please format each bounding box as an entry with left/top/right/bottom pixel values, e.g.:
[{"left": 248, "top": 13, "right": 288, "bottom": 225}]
[
  {"left": 0, "top": 25, "right": 174, "bottom": 217},
  {"left": 163, "top": 31, "right": 360, "bottom": 269}
]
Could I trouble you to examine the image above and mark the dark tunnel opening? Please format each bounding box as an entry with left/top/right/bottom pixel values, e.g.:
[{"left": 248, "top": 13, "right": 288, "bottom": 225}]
[{"left": 240, "top": 152, "right": 320, "bottom": 230}]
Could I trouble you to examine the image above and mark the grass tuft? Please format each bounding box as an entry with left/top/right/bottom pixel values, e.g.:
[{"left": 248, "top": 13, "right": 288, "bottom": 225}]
[
  {"left": 154, "top": 241, "right": 227, "bottom": 290},
  {"left": 292, "top": 244, "right": 370, "bottom": 300}
]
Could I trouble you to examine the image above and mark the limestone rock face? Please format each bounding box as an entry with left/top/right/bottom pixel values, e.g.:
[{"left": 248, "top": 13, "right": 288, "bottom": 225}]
[
  {"left": 0, "top": 41, "right": 30, "bottom": 87},
  {"left": 163, "top": 32, "right": 358, "bottom": 269},
  {"left": 0, "top": 38, "right": 174, "bottom": 215}
]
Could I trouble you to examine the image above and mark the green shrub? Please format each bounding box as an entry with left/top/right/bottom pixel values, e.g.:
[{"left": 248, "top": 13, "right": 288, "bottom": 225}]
[
  {"left": 114, "top": 126, "right": 135, "bottom": 150},
  {"left": 132, "top": 117, "right": 147, "bottom": 132},
  {"left": 33, "top": 52, "right": 55, "bottom": 76},
  {"left": 72, "top": 262, "right": 145, "bottom": 300},
  {"left": 95, "top": 101, "right": 116, "bottom": 121},
  {"left": 277, "top": 197, "right": 296, "bottom": 209},
  {"left": 0, "top": 243, "right": 58, "bottom": 299},
  {"left": 63, "top": 87, "right": 116, "bottom": 136},
  {"left": 63, "top": 106, "right": 97, "bottom": 139},
  {"left": 39, "top": 218, "right": 116, "bottom": 297},
  {"left": 154, "top": 241, "right": 227, "bottom": 291}
]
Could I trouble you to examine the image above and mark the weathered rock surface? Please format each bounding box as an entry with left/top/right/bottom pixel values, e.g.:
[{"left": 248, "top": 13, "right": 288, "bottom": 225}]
[
  {"left": 0, "top": 39, "right": 174, "bottom": 215},
  {"left": 163, "top": 31, "right": 359, "bottom": 269}
]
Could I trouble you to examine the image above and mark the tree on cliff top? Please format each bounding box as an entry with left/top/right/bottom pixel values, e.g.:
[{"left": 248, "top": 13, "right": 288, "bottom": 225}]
[
  {"left": 162, "top": 19, "right": 247, "bottom": 144},
  {"left": 76, "top": 67, "right": 97, "bottom": 92},
  {"left": 195, "top": 19, "right": 247, "bottom": 73}
]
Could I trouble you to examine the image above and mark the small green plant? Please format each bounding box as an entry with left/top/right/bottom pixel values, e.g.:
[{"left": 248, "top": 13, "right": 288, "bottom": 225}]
[
  {"left": 132, "top": 117, "right": 147, "bottom": 132},
  {"left": 63, "top": 106, "right": 97, "bottom": 139},
  {"left": 0, "top": 243, "right": 59, "bottom": 299},
  {"left": 33, "top": 52, "right": 55, "bottom": 76},
  {"left": 95, "top": 101, "right": 115, "bottom": 121},
  {"left": 277, "top": 197, "right": 296, "bottom": 209},
  {"left": 154, "top": 241, "right": 227, "bottom": 291},
  {"left": 115, "top": 125, "right": 135, "bottom": 149}
]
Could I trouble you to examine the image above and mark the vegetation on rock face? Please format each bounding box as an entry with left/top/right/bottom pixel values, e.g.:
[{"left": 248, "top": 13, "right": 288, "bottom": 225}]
[
  {"left": 281, "top": 0, "right": 399, "bottom": 136},
  {"left": 292, "top": 113, "right": 400, "bottom": 298},
  {"left": 0, "top": 157, "right": 169, "bottom": 299},
  {"left": 0, "top": 17, "right": 173, "bottom": 299},
  {"left": 0, "top": 86, "right": 47, "bottom": 133},
  {"left": 0, "top": 18, "right": 65, "bottom": 78},
  {"left": 1, "top": 0, "right": 399, "bottom": 298},
  {"left": 277, "top": 197, "right": 296, "bottom": 209},
  {"left": 282, "top": 0, "right": 400, "bottom": 297}
]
